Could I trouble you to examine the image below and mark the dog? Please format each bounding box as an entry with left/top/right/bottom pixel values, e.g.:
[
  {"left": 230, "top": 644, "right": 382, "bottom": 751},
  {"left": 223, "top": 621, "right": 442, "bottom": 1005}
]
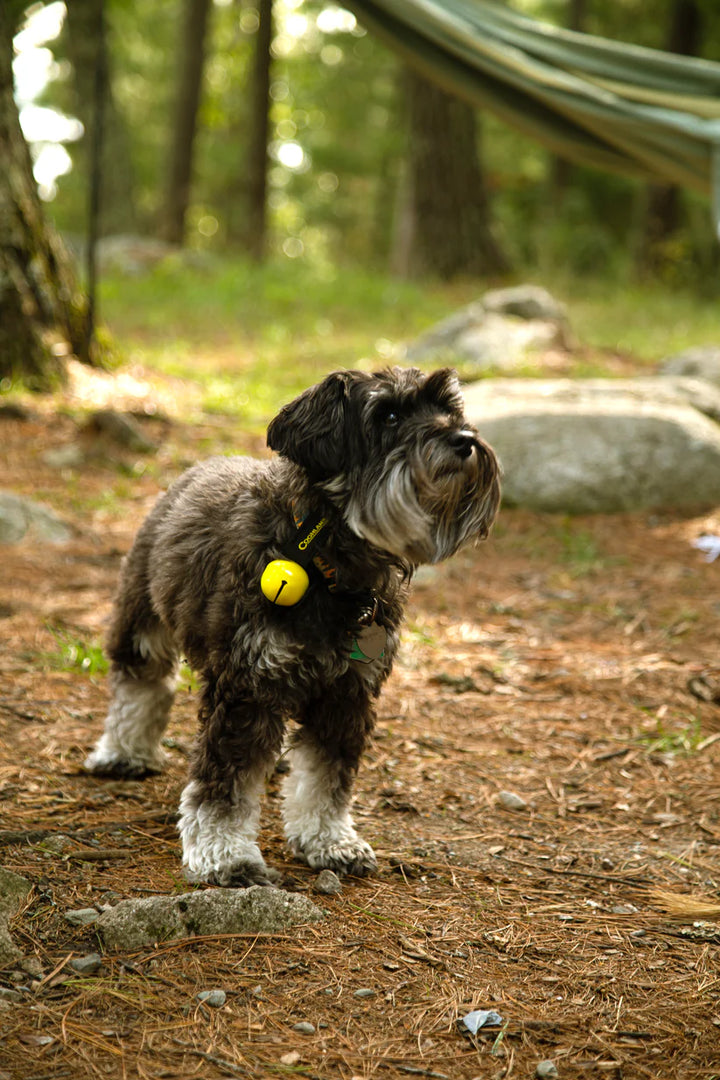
[{"left": 84, "top": 367, "right": 500, "bottom": 886}]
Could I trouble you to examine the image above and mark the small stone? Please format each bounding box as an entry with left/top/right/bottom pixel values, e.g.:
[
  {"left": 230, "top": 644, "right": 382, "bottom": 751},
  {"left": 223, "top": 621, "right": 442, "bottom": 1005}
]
[
  {"left": 536, "top": 1061, "right": 559, "bottom": 1079},
  {"left": 64, "top": 908, "right": 100, "bottom": 926},
  {"left": 20, "top": 957, "right": 43, "bottom": 979},
  {"left": 84, "top": 409, "right": 157, "bottom": 453},
  {"left": 197, "top": 990, "right": 226, "bottom": 1008},
  {"left": 0, "top": 988, "right": 23, "bottom": 1003},
  {"left": 292, "top": 1021, "right": 316, "bottom": 1035},
  {"left": 42, "top": 445, "right": 85, "bottom": 470},
  {"left": 354, "top": 988, "right": 376, "bottom": 999},
  {"left": 313, "top": 869, "right": 342, "bottom": 895},
  {"left": 0, "top": 492, "right": 72, "bottom": 544},
  {"left": 40, "top": 834, "right": 75, "bottom": 855},
  {"left": 68, "top": 953, "right": 103, "bottom": 975},
  {"left": 496, "top": 790, "right": 528, "bottom": 811},
  {"left": 280, "top": 1051, "right": 301, "bottom": 1066}
]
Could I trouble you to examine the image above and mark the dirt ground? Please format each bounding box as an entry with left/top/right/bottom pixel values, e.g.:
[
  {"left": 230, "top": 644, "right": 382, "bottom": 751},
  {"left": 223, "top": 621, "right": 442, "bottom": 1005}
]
[{"left": 1, "top": 364, "right": 720, "bottom": 1080}]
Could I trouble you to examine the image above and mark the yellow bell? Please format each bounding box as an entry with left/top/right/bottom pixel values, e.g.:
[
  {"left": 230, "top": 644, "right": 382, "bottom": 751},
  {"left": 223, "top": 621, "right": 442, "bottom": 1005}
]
[{"left": 260, "top": 559, "right": 310, "bottom": 606}]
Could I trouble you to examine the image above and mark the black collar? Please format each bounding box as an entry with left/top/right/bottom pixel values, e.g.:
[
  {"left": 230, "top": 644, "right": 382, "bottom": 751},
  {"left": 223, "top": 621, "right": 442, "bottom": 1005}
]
[{"left": 288, "top": 506, "right": 379, "bottom": 623}]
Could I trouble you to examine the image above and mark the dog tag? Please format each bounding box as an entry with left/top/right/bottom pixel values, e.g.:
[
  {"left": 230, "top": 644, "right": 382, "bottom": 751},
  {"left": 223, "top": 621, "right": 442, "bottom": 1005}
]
[{"left": 350, "top": 622, "right": 386, "bottom": 663}]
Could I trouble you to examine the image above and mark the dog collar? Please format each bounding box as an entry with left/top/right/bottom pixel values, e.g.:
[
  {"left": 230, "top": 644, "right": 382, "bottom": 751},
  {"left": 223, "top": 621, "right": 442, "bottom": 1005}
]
[
  {"left": 260, "top": 507, "right": 331, "bottom": 605},
  {"left": 348, "top": 595, "right": 386, "bottom": 664},
  {"left": 260, "top": 509, "right": 387, "bottom": 663}
]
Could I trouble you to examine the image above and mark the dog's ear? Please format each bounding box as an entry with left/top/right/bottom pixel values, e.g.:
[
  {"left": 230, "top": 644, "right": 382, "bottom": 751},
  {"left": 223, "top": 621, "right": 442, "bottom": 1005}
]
[{"left": 267, "top": 371, "right": 364, "bottom": 480}]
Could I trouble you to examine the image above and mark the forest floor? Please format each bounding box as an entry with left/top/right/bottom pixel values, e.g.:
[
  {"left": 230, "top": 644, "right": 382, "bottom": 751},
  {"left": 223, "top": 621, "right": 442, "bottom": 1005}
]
[{"left": 1, "top": 358, "right": 720, "bottom": 1080}]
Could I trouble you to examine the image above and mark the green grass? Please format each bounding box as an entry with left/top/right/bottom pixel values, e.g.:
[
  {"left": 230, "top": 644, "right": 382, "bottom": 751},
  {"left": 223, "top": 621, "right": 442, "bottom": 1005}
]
[
  {"left": 93, "top": 255, "right": 720, "bottom": 432},
  {"left": 99, "top": 257, "right": 480, "bottom": 430},
  {"left": 45, "top": 627, "right": 109, "bottom": 677},
  {"left": 636, "top": 715, "right": 704, "bottom": 756},
  {"left": 548, "top": 274, "right": 720, "bottom": 363}
]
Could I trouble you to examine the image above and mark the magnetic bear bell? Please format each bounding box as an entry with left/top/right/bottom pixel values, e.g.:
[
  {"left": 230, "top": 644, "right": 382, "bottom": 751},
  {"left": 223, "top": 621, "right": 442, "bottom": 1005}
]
[{"left": 260, "top": 559, "right": 310, "bottom": 606}]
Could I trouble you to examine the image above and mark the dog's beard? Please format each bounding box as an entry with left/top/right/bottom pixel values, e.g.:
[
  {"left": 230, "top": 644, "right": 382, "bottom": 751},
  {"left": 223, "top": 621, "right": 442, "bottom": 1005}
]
[{"left": 330, "top": 435, "right": 498, "bottom": 565}]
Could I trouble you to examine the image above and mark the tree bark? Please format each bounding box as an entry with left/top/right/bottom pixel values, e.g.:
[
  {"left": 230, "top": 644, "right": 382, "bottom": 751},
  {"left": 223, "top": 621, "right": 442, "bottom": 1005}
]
[
  {"left": 63, "top": 0, "right": 137, "bottom": 236},
  {"left": 0, "top": 6, "right": 87, "bottom": 387},
  {"left": 639, "top": 0, "right": 702, "bottom": 271},
  {"left": 158, "top": 0, "right": 212, "bottom": 245},
  {"left": 550, "top": 0, "right": 587, "bottom": 205},
  {"left": 246, "top": 0, "right": 273, "bottom": 262},
  {"left": 403, "top": 69, "right": 509, "bottom": 279}
]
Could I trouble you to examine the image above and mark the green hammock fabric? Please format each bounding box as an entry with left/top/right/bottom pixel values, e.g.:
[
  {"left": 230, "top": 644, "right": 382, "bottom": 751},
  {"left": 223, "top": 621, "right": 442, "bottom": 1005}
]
[{"left": 346, "top": 0, "right": 720, "bottom": 229}]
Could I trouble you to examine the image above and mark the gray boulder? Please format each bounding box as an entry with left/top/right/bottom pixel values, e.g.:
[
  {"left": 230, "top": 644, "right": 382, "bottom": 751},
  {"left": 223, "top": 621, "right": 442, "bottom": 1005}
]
[
  {"left": 406, "top": 285, "right": 567, "bottom": 371},
  {"left": 661, "top": 346, "right": 720, "bottom": 388},
  {"left": 97, "top": 886, "right": 323, "bottom": 950},
  {"left": 481, "top": 284, "right": 567, "bottom": 323},
  {"left": 0, "top": 492, "right": 73, "bottom": 544},
  {"left": 464, "top": 377, "right": 720, "bottom": 513}
]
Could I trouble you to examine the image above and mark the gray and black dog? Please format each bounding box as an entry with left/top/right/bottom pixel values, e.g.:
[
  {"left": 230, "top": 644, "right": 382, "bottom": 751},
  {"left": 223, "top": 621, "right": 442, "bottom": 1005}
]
[{"left": 85, "top": 367, "right": 500, "bottom": 886}]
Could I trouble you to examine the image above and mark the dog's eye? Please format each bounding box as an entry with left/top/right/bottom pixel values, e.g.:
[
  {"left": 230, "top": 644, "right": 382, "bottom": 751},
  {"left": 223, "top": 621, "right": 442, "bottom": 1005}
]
[{"left": 384, "top": 410, "right": 400, "bottom": 427}]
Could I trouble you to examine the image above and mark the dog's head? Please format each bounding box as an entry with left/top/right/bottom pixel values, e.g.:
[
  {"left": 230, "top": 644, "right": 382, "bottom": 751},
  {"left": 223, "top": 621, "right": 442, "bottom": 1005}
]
[{"left": 267, "top": 367, "right": 500, "bottom": 564}]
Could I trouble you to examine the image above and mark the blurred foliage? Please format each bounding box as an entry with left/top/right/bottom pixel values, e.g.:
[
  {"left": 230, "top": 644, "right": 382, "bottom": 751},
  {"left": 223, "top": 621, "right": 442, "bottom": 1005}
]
[{"left": 15, "top": 0, "right": 720, "bottom": 289}]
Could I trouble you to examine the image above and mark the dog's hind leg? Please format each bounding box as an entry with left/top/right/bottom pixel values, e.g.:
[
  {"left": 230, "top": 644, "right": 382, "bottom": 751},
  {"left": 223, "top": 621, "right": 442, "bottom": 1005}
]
[
  {"left": 178, "top": 680, "right": 286, "bottom": 886},
  {"left": 85, "top": 561, "right": 177, "bottom": 780},
  {"left": 283, "top": 686, "right": 378, "bottom": 876}
]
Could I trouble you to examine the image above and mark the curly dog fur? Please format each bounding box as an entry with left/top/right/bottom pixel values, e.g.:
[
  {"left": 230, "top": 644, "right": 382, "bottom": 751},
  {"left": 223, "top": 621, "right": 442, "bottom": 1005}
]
[{"left": 85, "top": 367, "right": 500, "bottom": 885}]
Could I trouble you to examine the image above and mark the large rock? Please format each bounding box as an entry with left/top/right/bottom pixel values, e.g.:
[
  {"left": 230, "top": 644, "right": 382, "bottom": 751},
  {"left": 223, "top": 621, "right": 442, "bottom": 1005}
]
[
  {"left": 97, "top": 887, "right": 323, "bottom": 950},
  {"left": 406, "top": 285, "right": 567, "bottom": 372},
  {"left": 0, "top": 492, "right": 73, "bottom": 544},
  {"left": 0, "top": 869, "right": 31, "bottom": 965},
  {"left": 481, "top": 284, "right": 567, "bottom": 323},
  {"left": 464, "top": 377, "right": 720, "bottom": 512},
  {"left": 661, "top": 346, "right": 720, "bottom": 388}
]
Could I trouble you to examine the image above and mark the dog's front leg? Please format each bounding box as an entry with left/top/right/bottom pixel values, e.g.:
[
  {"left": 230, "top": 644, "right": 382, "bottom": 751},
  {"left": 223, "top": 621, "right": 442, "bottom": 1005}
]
[
  {"left": 283, "top": 691, "right": 377, "bottom": 876},
  {"left": 178, "top": 681, "right": 285, "bottom": 887}
]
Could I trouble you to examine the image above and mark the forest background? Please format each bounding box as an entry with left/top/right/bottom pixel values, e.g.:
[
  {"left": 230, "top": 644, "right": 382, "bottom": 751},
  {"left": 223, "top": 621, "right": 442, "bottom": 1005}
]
[{"left": 9, "top": 0, "right": 720, "bottom": 308}]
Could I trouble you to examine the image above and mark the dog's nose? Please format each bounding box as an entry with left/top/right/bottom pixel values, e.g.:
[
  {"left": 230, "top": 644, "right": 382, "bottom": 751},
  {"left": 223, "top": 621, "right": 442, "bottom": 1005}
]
[{"left": 448, "top": 431, "right": 477, "bottom": 460}]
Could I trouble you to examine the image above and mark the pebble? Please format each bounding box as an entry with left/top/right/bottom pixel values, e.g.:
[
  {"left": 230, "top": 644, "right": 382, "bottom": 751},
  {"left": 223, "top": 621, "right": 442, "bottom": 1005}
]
[
  {"left": 40, "top": 834, "right": 76, "bottom": 854},
  {"left": 313, "top": 869, "right": 342, "bottom": 895},
  {"left": 42, "top": 445, "right": 84, "bottom": 470},
  {"left": 353, "top": 988, "right": 376, "bottom": 999},
  {"left": 68, "top": 954, "right": 103, "bottom": 975},
  {"left": 496, "top": 790, "right": 528, "bottom": 811},
  {"left": 536, "top": 1062, "right": 559, "bottom": 1079},
  {"left": 64, "top": 908, "right": 100, "bottom": 926},
  {"left": 292, "top": 1021, "right": 316, "bottom": 1035},
  {"left": 20, "top": 957, "right": 43, "bottom": 978},
  {"left": 0, "top": 988, "right": 23, "bottom": 1003},
  {"left": 197, "top": 990, "right": 226, "bottom": 1008},
  {"left": 280, "top": 1051, "right": 301, "bottom": 1066}
]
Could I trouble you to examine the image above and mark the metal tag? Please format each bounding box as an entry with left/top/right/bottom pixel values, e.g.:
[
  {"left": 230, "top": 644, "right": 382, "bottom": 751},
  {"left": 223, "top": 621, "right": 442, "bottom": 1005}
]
[{"left": 350, "top": 623, "right": 386, "bottom": 663}]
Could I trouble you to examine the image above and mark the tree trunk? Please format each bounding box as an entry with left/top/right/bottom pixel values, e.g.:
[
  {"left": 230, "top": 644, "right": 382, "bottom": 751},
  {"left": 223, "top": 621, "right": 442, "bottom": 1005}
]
[
  {"left": 403, "top": 69, "right": 509, "bottom": 279},
  {"left": 0, "top": 6, "right": 87, "bottom": 387},
  {"left": 158, "top": 0, "right": 212, "bottom": 246},
  {"left": 550, "top": 0, "right": 587, "bottom": 205},
  {"left": 639, "top": 0, "right": 702, "bottom": 271},
  {"left": 63, "top": 0, "right": 138, "bottom": 236},
  {"left": 246, "top": 0, "right": 273, "bottom": 262}
]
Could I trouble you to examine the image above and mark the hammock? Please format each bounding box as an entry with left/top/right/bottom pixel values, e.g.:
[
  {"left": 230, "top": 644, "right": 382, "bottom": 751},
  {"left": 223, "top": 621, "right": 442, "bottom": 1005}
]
[{"left": 346, "top": 0, "right": 720, "bottom": 230}]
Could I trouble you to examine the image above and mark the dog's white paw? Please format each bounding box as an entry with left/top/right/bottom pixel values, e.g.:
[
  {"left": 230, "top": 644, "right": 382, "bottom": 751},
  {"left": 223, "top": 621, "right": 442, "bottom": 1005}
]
[
  {"left": 289, "top": 834, "right": 378, "bottom": 877},
  {"left": 84, "top": 743, "right": 166, "bottom": 780},
  {"left": 186, "top": 859, "right": 282, "bottom": 888},
  {"left": 178, "top": 780, "right": 280, "bottom": 887}
]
